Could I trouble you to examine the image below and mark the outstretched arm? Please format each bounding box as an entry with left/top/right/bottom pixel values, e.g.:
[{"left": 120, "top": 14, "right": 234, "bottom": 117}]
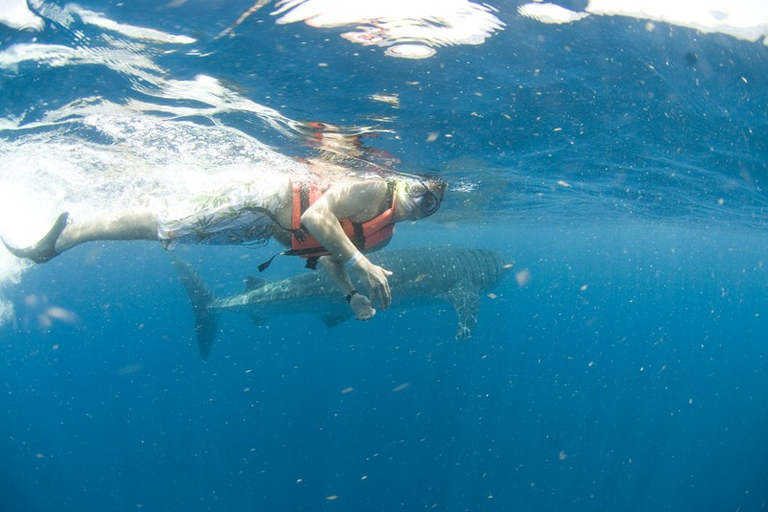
[{"left": 300, "top": 180, "right": 393, "bottom": 310}]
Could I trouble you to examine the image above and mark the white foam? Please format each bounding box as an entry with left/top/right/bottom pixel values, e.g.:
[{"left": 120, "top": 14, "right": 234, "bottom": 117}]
[
  {"left": 0, "top": 0, "right": 45, "bottom": 30},
  {"left": 518, "top": 3, "right": 590, "bottom": 24},
  {"left": 384, "top": 44, "right": 438, "bottom": 59},
  {"left": 0, "top": 41, "right": 164, "bottom": 85},
  {"left": 518, "top": 0, "right": 768, "bottom": 44},
  {"left": 73, "top": 6, "right": 196, "bottom": 44},
  {"left": 271, "top": 0, "right": 505, "bottom": 58}
]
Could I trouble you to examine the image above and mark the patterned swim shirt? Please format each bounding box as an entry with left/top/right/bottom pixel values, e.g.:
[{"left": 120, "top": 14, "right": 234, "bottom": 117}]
[{"left": 157, "top": 179, "right": 284, "bottom": 249}]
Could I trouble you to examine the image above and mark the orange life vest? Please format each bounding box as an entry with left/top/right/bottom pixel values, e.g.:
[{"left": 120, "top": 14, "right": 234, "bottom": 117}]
[{"left": 290, "top": 179, "right": 396, "bottom": 260}]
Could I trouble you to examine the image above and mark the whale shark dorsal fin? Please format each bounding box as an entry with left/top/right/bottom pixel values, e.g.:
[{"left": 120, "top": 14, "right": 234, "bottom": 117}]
[
  {"left": 439, "top": 286, "right": 480, "bottom": 341},
  {"left": 244, "top": 276, "right": 268, "bottom": 292}
]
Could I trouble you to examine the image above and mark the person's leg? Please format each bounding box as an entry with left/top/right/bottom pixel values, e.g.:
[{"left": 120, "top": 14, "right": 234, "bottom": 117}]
[
  {"left": 56, "top": 209, "right": 158, "bottom": 252},
  {"left": 3, "top": 209, "right": 158, "bottom": 263}
]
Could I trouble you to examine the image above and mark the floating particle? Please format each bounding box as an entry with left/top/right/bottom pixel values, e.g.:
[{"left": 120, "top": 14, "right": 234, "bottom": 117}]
[
  {"left": 37, "top": 313, "right": 52, "bottom": 329},
  {"left": 370, "top": 93, "right": 400, "bottom": 107},
  {"left": 46, "top": 306, "right": 78, "bottom": 323},
  {"left": 117, "top": 364, "right": 142, "bottom": 375},
  {"left": 515, "top": 269, "right": 531, "bottom": 287}
]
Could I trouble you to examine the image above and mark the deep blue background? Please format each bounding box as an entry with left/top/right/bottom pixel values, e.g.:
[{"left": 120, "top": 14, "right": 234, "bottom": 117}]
[
  {"left": 3, "top": 224, "right": 767, "bottom": 511},
  {"left": 1, "top": 1, "right": 768, "bottom": 511}
]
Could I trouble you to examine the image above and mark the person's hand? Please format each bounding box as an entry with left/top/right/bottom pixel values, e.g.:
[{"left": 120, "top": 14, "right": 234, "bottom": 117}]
[
  {"left": 349, "top": 292, "right": 376, "bottom": 321},
  {"left": 352, "top": 257, "right": 393, "bottom": 310}
]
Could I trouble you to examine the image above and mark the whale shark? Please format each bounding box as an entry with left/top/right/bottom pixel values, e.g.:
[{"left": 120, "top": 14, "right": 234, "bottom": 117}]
[{"left": 172, "top": 247, "right": 509, "bottom": 359}]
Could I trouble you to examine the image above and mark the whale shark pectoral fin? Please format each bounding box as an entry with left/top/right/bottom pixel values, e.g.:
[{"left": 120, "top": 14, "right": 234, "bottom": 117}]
[
  {"left": 439, "top": 286, "right": 480, "bottom": 341},
  {"left": 320, "top": 310, "right": 354, "bottom": 328}
]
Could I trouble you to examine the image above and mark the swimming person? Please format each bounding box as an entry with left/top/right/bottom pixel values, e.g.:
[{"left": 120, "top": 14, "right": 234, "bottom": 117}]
[{"left": 3, "top": 174, "right": 447, "bottom": 321}]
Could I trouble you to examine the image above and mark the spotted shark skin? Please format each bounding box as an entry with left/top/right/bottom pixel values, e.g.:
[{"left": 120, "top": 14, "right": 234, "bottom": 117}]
[{"left": 172, "top": 247, "right": 508, "bottom": 359}]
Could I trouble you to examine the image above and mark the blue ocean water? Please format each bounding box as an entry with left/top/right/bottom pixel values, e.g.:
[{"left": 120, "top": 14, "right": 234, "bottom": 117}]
[{"left": 1, "top": 1, "right": 767, "bottom": 511}]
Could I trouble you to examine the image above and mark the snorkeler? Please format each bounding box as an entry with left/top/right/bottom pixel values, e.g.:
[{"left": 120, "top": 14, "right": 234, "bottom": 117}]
[{"left": 3, "top": 174, "right": 447, "bottom": 322}]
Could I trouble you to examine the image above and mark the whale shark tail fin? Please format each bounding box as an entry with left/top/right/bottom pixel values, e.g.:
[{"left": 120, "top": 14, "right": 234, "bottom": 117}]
[{"left": 170, "top": 255, "right": 219, "bottom": 360}]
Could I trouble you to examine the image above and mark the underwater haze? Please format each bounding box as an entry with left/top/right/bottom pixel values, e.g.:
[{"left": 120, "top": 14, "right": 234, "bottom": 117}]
[{"left": 1, "top": 0, "right": 767, "bottom": 511}]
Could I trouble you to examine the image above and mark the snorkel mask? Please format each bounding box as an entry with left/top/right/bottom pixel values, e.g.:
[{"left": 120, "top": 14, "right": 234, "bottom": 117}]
[{"left": 406, "top": 180, "right": 446, "bottom": 216}]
